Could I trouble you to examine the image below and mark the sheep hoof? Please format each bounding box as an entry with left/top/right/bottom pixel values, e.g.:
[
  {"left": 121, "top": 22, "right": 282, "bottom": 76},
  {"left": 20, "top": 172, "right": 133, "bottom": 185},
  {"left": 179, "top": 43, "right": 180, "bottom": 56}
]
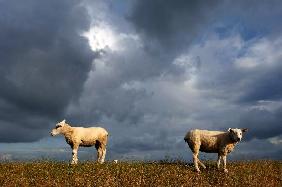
[{"left": 224, "top": 169, "right": 228, "bottom": 173}]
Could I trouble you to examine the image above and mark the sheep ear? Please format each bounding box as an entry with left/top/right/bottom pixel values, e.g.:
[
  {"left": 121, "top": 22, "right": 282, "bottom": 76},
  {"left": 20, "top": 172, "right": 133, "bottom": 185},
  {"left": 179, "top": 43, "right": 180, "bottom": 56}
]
[
  {"left": 62, "top": 119, "right": 66, "bottom": 123},
  {"left": 241, "top": 128, "right": 248, "bottom": 133}
]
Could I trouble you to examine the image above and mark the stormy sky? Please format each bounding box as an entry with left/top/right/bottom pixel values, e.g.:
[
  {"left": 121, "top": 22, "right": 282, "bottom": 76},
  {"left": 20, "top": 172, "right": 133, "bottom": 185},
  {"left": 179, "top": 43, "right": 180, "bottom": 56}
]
[{"left": 1, "top": 0, "right": 282, "bottom": 161}]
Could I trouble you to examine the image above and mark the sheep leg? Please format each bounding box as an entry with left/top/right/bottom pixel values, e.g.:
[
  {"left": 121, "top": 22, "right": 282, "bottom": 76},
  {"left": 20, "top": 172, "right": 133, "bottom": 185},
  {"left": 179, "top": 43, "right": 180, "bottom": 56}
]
[
  {"left": 95, "top": 146, "right": 101, "bottom": 163},
  {"left": 217, "top": 154, "right": 221, "bottom": 169},
  {"left": 193, "top": 152, "right": 200, "bottom": 172},
  {"left": 97, "top": 147, "right": 103, "bottom": 163},
  {"left": 98, "top": 136, "right": 107, "bottom": 163},
  {"left": 101, "top": 135, "right": 108, "bottom": 163},
  {"left": 100, "top": 146, "right": 106, "bottom": 164},
  {"left": 95, "top": 141, "right": 102, "bottom": 163},
  {"left": 71, "top": 145, "right": 79, "bottom": 164},
  {"left": 222, "top": 155, "right": 228, "bottom": 173},
  {"left": 197, "top": 158, "right": 206, "bottom": 169},
  {"left": 96, "top": 149, "right": 100, "bottom": 163}
]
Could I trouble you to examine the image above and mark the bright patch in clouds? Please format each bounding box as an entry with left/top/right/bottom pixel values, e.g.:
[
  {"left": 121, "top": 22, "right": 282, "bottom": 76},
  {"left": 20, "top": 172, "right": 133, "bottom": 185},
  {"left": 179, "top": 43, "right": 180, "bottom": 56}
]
[
  {"left": 235, "top": 37, "right": 282, "bottom": 69},
  {"left": 269, "top": 136, "right": 282, "bottom": 145},
  {"left": 83, "top": 23, "right": 141, "bottom": 52},
  {"left": 83, "top": 23, "right": 117, "bottom": 51}
]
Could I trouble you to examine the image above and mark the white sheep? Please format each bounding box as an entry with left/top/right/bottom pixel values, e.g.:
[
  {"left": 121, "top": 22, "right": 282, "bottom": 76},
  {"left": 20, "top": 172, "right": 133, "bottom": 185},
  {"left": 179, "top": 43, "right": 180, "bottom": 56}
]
[
  {"left": 51, "top": 119, "right": 108, "bottom": 164},
  {"left": 184, "top": 128, "right": 248, "bottom": 173}
]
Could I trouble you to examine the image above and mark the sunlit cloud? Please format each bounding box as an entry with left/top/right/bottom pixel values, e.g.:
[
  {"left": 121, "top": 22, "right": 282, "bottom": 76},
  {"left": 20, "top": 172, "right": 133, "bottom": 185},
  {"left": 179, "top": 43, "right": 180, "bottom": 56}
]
[{"left": 83, "top": 23, "right": 117, "bottom": 51}]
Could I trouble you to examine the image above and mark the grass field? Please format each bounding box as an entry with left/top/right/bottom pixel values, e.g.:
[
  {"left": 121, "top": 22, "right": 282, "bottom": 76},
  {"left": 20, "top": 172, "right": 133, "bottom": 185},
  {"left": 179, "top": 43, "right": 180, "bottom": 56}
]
[{"left": 0, "top": 160, "right": 281, "bottom": 186}]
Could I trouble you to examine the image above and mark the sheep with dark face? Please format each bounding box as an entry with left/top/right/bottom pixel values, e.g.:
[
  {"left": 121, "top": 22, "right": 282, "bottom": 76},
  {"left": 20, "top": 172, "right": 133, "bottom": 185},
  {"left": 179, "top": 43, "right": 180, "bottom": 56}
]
[
  {"left": 51, "top": 120, "right": 108, "bottom": 164},
  {"left": 184, "top": 128, "right": 248, "bottom": 173}
]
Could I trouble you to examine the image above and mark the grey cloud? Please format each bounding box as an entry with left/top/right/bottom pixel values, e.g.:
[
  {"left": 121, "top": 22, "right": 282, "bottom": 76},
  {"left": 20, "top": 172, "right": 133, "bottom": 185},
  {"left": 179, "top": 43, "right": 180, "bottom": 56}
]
[
  {"left": 129, "top": 0, "right": 282, "bottom": 47},
  {"left": 0, "top": 0, "right": 94, "bottom": 142},
  {"left": 229, "top": 138, "right": 282, "bottom": 160},
  {"left": 129, "top": 0, "right": 220, "bottom": 52},
  {"left": 239, "top": 64, "right": 282, "bottom": 103},
  {"left": 111, "top": 132, "right": 170, "bottom": 154},
  {"left": 66, "top": 34, "right": 185, "bottom": 125},
  {"left": 239, "top": 107, "right": 282, "bottom": 140},
  {"left": 222, "top": 0, "right": 282, "bottom": 38}
]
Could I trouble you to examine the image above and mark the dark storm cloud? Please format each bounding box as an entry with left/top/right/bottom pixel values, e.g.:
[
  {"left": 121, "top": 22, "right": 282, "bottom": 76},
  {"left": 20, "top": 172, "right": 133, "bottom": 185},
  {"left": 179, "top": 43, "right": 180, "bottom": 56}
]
[
  {"left": 0, "top": 0, "right": 94, "bottom": 142},
  {"left": 111, "top": 132, "right": 170, "bottom": 154},
  {"left": 130, "top": 0, "right": 282, "bottom": 45},
  {"left": 239, "top": 107, "right": 282, "bottom": 140},
  {"left": 239, "top": 64, "right": 282, "bottom": 103},
  {"left": 222, "top": 0, "right": 282, "bottom": 38},
  {"left": 129, "top": 0, "right": 220, "bottom": 52}
]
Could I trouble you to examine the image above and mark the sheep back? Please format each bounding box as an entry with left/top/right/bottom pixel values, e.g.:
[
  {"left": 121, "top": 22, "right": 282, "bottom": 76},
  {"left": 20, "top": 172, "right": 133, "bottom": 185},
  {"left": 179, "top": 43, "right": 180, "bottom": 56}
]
[
  {"left": 184, "top": 129, "right": 231, "bottom": 153},
  {"left": 66, "top": 127, "right": 108, "bottom": 147}
]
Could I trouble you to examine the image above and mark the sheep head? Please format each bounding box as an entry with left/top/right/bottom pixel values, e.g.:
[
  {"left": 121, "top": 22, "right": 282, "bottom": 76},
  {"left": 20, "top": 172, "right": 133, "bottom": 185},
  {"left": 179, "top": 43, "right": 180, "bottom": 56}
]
[
  {"left": 51, "top": 119, "right": 67, "bottom": 136},
  {"left": 228, "top": 128, "right": 248, "bottom": 142}
]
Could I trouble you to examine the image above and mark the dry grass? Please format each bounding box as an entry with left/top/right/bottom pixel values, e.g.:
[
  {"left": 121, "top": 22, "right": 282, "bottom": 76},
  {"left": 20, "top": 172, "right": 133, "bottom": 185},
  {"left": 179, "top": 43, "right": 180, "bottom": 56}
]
[{"left": 0, "top": 160, "right": 281, "bottom": 186}]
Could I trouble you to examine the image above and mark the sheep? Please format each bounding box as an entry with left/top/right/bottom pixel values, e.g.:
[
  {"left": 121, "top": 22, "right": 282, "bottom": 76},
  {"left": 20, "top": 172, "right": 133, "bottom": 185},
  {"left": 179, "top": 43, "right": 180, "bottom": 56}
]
[
  {"left": 50, "top": 119, "right": 108, "bottom": 164},
  {"left": 184, "top": 128, "right": 248, "bottom": 173}
]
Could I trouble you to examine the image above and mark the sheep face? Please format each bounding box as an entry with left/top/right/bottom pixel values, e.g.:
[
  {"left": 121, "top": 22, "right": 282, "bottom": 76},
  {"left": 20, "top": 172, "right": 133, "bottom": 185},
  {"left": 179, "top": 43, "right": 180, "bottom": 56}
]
[
  {"left": 228, "top": 128, "right": 248, "bottom": 142},
  {"left": 51, "top": 119, "right": 66, "bottom": 136}
]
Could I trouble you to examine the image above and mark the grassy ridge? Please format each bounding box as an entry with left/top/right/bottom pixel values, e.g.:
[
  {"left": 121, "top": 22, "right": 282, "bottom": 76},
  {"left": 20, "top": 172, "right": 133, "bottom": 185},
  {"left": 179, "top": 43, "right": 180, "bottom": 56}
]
[{"left": 0, "top": 160, "right": 281, "bottom": 186}]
